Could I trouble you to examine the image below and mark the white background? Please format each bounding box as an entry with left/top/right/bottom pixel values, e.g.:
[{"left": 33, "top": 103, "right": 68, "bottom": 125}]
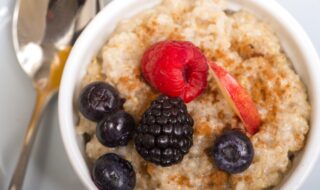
[{"left": 0, "top": 0, "right": 319, "bottom": 189}]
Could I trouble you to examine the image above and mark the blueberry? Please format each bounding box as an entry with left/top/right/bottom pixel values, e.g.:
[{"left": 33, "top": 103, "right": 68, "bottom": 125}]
[
  {"left": 211, "top": 130, "right": 254, "bottom": 174},
  {"left": 92, "top": 153, "right": 136, "bottom": 190},
  {"left": 79, "top": 82, "right": 124, "bottom": 121},
  {"left": 96, "top": 111, "right": 135, "bottom": 147}
]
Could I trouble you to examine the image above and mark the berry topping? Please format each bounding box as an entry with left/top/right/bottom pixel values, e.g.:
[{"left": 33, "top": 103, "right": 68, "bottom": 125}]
[
  {"left": 209, "top": 61, "right": 261, "bottom": 134},
  {"left": 141, "top": 41, "right": 208, "bottom": 103},
  {"left": 79, "top": 82, "right": 124, "bottom": 122},
  {"left": 97, "top": 111, "right": 136, "bottom": 147},
  {"left": 211, "top": 130, "right": 254, "bottom": 174},
  {"left": 134, "top": 95, "right": 194, "bottom": 167},
  {"left": 92, "top": 153, "right": 136, "bottom": 190}
]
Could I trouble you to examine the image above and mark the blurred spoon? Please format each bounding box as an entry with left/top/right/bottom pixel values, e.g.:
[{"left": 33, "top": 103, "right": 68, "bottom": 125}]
[{"left": 9, "top": 0, "right": 100, "bottom": 189}]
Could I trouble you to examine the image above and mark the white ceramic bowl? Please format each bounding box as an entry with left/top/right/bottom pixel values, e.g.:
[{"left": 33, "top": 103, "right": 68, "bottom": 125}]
[{"left": 58, "top": 0, "right": 320, "bottom": 189}]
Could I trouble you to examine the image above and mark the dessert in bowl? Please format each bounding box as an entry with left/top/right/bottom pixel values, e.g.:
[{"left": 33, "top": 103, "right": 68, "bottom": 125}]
[{"left": 58, "top": 0, "right": 320, "bottom": 189}]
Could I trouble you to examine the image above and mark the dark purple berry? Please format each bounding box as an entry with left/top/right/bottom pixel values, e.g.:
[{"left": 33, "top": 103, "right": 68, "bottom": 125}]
[
  {"left": 211, "top": 130, "right": 254, "bottom": 174},
  {"left": 135, "top": 95, "right": 194, "bottom": 167},
  {"left": 97, "top": 111, "right": 135, "bottom": 147},
  {"left": 92, "top": 153, "right": 136, "bottom": 190},
  {"left": 79, "top": 82, "right": 124, "bottom": 122}
]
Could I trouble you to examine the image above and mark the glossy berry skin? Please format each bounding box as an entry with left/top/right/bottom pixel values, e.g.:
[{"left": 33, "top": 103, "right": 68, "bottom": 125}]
[
  {"left": 135, "top": 95, "right": 194, "bottom": 167},
  {"left": 96, "top": 111, "right": 136, "bottom": 147},
  {"left": 79, "top": 82, "right": 123, "bottom": 122},
  {"left": 141, "top": 41, "right": 208, "bottom": 103},
  {"left": 92, "top": 153, "right": 136, "bottom": 190},
  {"left": 211, "top": 130, "right": 254, "bottom": 174}
]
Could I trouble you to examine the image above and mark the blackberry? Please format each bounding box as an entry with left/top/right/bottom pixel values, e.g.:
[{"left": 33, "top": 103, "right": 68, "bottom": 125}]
[{"left": 134, "top": 95, "right": 194, "bottom": 167}]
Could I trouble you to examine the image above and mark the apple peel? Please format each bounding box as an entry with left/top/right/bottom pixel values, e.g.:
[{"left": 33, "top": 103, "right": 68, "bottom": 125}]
[{"left": 209, "top": 61, "right": 261, "bottom": 135}]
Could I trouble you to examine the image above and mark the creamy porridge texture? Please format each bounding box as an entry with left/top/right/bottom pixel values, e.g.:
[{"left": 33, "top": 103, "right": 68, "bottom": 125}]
[{"left": 76, "top": 0, "right": 310, "bottom": 189}]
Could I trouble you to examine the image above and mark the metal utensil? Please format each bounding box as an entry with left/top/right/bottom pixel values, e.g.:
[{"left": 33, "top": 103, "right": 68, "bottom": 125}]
[{"left": 9, "top": 0, "right": 99, "bottom": 189}]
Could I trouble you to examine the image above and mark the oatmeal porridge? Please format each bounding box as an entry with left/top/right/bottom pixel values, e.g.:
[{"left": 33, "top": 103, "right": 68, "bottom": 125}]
[{"left": 76, "top": 0, "right": 310, "bottom": 189}]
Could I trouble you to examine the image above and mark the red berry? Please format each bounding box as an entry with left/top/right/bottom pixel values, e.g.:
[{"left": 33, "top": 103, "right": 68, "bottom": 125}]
[{"left": 141, "top": 41, "right": 208, "bottom": 103}]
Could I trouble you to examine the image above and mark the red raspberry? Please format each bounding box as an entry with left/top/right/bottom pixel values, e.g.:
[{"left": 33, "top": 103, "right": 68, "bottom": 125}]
[{"left": 141, "top": 41, "right": 208, "bottom": 103}]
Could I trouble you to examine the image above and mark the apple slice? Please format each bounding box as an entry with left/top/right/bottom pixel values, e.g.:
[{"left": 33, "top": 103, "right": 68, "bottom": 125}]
[{"left": 209, "top": 61, "right": 261, "bottom": 135}]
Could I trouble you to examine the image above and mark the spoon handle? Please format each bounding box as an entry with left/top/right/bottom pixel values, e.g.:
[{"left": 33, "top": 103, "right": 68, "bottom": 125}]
[{"left": 8, "top": 89, "right": 55, "bottom": 190}]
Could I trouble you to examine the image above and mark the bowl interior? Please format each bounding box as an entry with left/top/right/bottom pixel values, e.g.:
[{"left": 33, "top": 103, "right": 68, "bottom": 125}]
[{"left": 59, "top": 0, "right": 320, "bottom": 189}]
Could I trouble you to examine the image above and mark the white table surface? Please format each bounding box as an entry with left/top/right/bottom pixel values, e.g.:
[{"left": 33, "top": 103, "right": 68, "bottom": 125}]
[{"left": 0, "top": 0, "right": 319, "bottom": 189}]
